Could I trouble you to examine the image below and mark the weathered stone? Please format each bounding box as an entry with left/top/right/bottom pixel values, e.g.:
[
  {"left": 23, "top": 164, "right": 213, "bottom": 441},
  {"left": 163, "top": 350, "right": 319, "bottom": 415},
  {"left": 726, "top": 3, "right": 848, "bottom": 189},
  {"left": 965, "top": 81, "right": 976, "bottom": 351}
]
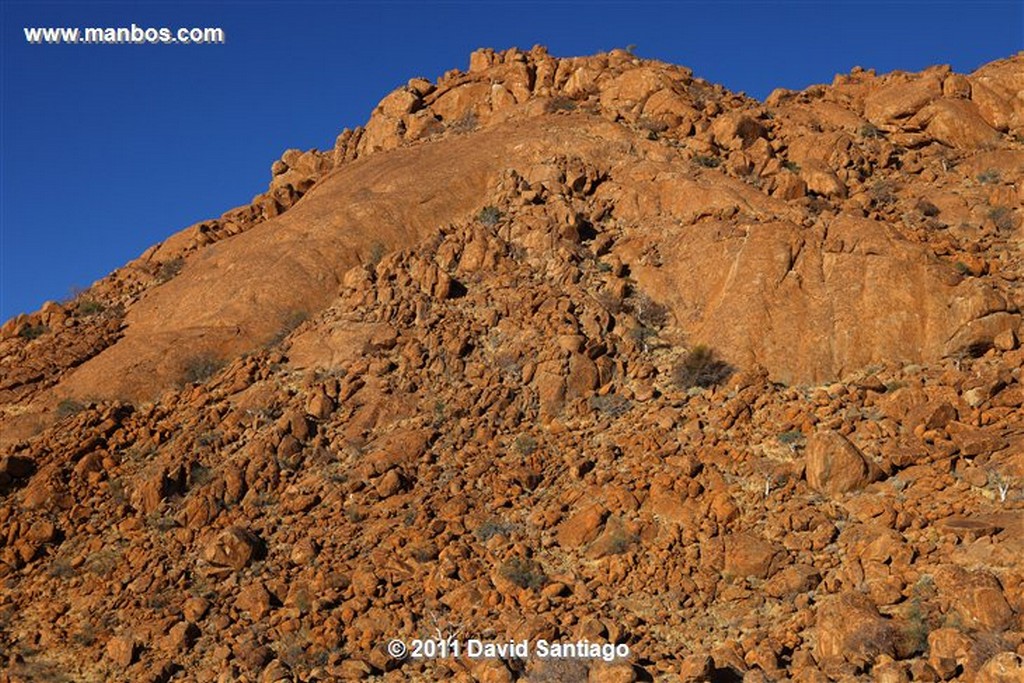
[
  {"left": 557, "top": 505, "right": 606, "bottom": 548},
  {"left": 806, "top": 431, "right": 882, "bottom": 495},
  {"left": 815, "top": 592, "right": 896, "bottom": 669},
  {"left": 237, "top": 582, "right": 274, "bottom": 619},
  {"left": 202, "top": 527, "right": 260, "bottom": 571},
  {"left": 723, "top": 532, "right": 783, "bottom": 579},
  {"left": 106, "top": 635, "right": 136, "bottom": 668},
  {"left": 974, "top": 652, "right": 1024, "bottom": 683}
]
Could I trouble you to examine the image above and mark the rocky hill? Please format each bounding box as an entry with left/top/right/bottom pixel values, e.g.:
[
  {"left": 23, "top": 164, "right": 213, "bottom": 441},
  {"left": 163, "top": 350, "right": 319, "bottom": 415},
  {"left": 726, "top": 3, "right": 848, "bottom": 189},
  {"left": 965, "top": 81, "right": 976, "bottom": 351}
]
[{"left": 1, "top": 46, "right": 1022, "bottom": 682}]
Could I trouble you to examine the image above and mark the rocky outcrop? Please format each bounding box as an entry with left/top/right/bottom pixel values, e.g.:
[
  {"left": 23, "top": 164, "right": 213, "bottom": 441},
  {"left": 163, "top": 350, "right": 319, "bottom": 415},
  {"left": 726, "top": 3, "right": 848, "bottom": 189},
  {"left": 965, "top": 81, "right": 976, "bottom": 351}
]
[{"left": 1, "top": 48, "right": 1022, "bottom": 682}]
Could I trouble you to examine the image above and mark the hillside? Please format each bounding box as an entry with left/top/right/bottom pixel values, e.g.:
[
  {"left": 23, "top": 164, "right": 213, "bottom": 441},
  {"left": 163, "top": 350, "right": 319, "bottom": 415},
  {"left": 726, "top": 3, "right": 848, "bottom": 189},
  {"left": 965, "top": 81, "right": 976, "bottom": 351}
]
[{"left": 1, "top": 46, "right": 1022, "bottom": 682}]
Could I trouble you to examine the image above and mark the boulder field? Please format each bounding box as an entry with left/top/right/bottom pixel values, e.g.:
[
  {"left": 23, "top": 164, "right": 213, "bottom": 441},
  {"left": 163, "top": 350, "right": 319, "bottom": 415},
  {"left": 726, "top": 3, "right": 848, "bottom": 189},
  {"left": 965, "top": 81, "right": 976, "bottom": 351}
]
[{"left": 1, "top": 47, "right": 1022, "bottom": 681}]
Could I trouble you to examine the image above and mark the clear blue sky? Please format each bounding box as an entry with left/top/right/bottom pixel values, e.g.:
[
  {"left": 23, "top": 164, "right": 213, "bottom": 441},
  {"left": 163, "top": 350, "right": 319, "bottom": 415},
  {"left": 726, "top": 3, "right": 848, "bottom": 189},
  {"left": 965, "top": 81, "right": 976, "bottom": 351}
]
[{"left": 2, "top": 1, "right": 1021, "bottom": 321}]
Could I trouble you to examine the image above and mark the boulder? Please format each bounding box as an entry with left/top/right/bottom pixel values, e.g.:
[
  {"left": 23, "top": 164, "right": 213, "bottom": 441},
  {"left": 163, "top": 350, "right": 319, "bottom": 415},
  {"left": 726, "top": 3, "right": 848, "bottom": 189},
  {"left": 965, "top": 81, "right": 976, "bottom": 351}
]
[
  {"left": 815, "top": 592, "right": 896, "bottom": 669},
  {"left": 806, "top": 431, "right": 882, "bottom": 495},
  {"left": 201, "top": 527, "right": 261, "bottom": 571}
]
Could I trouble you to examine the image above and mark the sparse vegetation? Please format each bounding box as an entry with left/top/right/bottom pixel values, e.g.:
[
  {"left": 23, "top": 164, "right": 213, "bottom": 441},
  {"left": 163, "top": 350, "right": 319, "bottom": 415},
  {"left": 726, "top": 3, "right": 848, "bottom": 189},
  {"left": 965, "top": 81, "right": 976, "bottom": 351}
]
[
  {"left": 500, "top": 557, "right": 546, "bottom": 590},
  {"left": 449, "top": 111, "right": 478, "bottom": 133},
  {"left": 628, "top": 292, "right": 670, "bottom": 329},
  {"left": 18, "top": 324, "right": 47, "bottom": 340},
  {"left": 189, "top": 463, "right": 214, "bottom": 487},
  {"left": 344, "top": 505, "right": 367, "bottom": 523},
  {"left": 107, "top": 478, "right": 128, "bottom": 505},
  {"left": 900, "top": 597, "right": 930, "bottom": 656},
  {"left": 693, "top": 154, "right": 721, "bottom": 168},
  {"left": 589, "top": 393, "right": 632, "bottom": 418},
  {"left": 915, "top": 198, "right": 940, "bottom": 217},
  {"left": 600, "top": 524, "right": 637, "bottom": 555},
  {"left": 48, "top": 556, "right": 77, "bottom": 579},
  {"left": 476, "top": 519, "right": 517, "bottom": 542},
  {"left": 182, "top": 354, "right": 224, "bottom": 385},
  {"left": 988, "top": 205, "right": 1013, "bottom": 231},
  {"left": 869, "top": 180, "right": 899, "bottom": 206},
  {"left": 672, "top": 345, "right": 733, "bottom": 389},
  {"left": 513, "top": 434, "right": 538, "bottom": 456},
  {"left": 75, "top": 299, "right": 106, "bottom": 316},
  {"left": 976, "top": 168, "right": 1000, "bottom": 184},
  {"left": 431, "top": 399, "right": 447, "bottom": 427},
  {"left": 71, "top": 623, "right": 98, "bottom": 647},
  {"left": 85, "top": 549, "right": 120, "bottom": 577},
  {"left": 367, "top": 242, "right": 386, "bottom": 269},
  {"left": 859, "top": 122, "right": 883, "bottom": 139},
  {"left": 777, "top": 430, "right": 805, "bottom": 446},
  {"left": 782, "top": 160, "right": 801, "bottom": 173},
  {"left": 544, "top": 96, "right": 578, "bottom": 113},
  {"left": 638, "top": 117, "right": 669, "bottom": 139},
  {"left": 156, "top": 257, "right": 184, "bottom": 283},
  {"left": 267, "top": 309, "right": 309, "bottom": 347},
  {"left": 56, "top": 398, "right": 85, "bottom": 419},
  {"left": 990, "top": 470, "right": 1012, "bottom": 502},
  {"left": 629, "top": 324, "right": 657, "bottom": 352},
  {"left": 478, "top": 205, "right": 502, "bottom": 226}
]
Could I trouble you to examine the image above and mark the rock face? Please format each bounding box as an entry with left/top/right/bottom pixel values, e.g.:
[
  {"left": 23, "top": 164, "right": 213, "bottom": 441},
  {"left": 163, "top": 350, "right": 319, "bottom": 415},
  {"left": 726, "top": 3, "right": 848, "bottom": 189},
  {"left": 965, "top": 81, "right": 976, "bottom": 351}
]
[{"left": 1, "top": 47, "right": 1023, "bottom": 682}]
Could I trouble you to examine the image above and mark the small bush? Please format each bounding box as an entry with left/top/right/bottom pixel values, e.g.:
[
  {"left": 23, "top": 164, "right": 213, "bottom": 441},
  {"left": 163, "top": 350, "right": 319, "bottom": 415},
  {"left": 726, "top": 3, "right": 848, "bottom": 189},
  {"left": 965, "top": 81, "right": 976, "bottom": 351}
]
[
  {"left": 182, "top": 354, "right": 223, "bottom": 385},
  {"left": 976, "top": 168, "right": 1000, "bottom": 184},
  {"left": 777, "top": 430, "right": 805, "bottom": 446},
  {"left": 56, "top": 398, "right": 85, "bottom": 419},
  {"left": 478, "top": 206, "right": 502, "bottom": 226},
  {"left": 899, "top": 596, "right": 930, "bottom": 656},
  {"left": 544, "top": 96, "right": 578, "bottom": 113},
  {"left": 500, "top": 557, "right": 546, "bottom": 590},
  {"left": 988, "top": 206, "right": 1014, "bottom": 231},
  {"left": 18, "top": 324, "right": 47, "bottom": 340},
  {"left": 638, "top": 117, "right": 669, "bottom": 139},
  {"left": 48, "top": 557, "right": 77, "bottom": 579},
  {"left": 86, "top": 549, "right": 120, "bottom": 577},
  {"left": 782, "top": 160, "right": 801, "bottom": 173},
  {"left": 628, "top": 292, "right": 670, "bottom": 329},
  {"left": 672, "top": 345, "right": 733, "bottom": 389},
  {"left": 915, "top": 198, "right": 940, "bottom": 217},
  {"left": 449, "top": 111, "right": 478, "bottom": 133},
  {"left": 589, "top": 394, "right": 632, "bottom": 418},
  {"left": 859, "top": 122, "right": 883, "bottom": 139},
  {"left": 267, "top": 310, "right": 308, "bottom": 347},
  {"left": 869, "top": 180, "right": 899, "bottom": 206},
  {"left": 432, "top": 400, "right": 446, "bottom": 427},
  {"left": 156, "top": 257, "right": 184, "bottom": 283},
  {"left": 476, "top": 519, "right": 517, "bottom": 542},
  {"left": 693, "top": 155, "right": 721, "bottom": 168},
  {"left": 367, "top": 242, "right": 386, "bottom": 269},
  {"left": 75, "top": 299, "right": 105, "bottom": 316},
  {"left": 513, "top": 434, "right": 538, "bottom": 456},
  {"left": 629, "top": 325, "right": 657, "bottom": 352}
]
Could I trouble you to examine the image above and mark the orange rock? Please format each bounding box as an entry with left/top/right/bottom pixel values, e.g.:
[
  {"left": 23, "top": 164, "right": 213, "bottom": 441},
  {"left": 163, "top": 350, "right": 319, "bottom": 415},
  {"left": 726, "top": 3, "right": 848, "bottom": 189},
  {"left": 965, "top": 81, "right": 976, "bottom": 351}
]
[
  {"left": 106, "top": 634, "right": 137, "bottom": 668},
  {"left": 815, "top": 592, "right": 896, "bottom": 669},
  {"left": 863, "top": 74, "right": 942, "bottom": 126},
  {"left": 913, "top": 98, "right": 1000, "bottom": 149},
  {"left": 557, "top": 505, "right": 606, "bottom": 548},
  {"left": 806, "top": 431, "right": 882, "bottom": 495},
  {"left": 201, "top": 527, "right": 260, "bottom": 571},
  {"left": 974, "top": 652, "right": 1024, "bottom": 683},
  {"left": 723, "top": 532, "right": 784, "bottom": 579}
]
